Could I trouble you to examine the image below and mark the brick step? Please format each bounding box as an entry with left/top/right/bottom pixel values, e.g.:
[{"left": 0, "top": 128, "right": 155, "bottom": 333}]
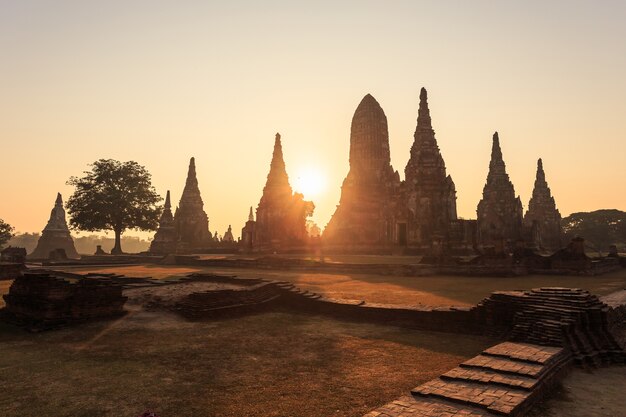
[
  {"left": 363, "top": 395, "right": 494, "bottom": 417},
  {"left": 482, "top": 342, "right": 563, "bottom": 365},
  {"left": 441, "top": 367, "right": 537, "bottom": 391},
  {"left": 412, "top": 379, "right": 530, "bottom": 416},
  {"left": 460, "top": 355, "right": 547, "bottom": 378}
]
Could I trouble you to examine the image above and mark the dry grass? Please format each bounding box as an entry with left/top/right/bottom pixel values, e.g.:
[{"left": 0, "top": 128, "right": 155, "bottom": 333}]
[
  {"left": 528, "top": 366, "right": 626, "bottom": 417},
  {"left": 53, "top": 265, "right": 626, "bottom": 307},
  {"left": 0, "top": 310, "right": 494, "bottom": 417}
]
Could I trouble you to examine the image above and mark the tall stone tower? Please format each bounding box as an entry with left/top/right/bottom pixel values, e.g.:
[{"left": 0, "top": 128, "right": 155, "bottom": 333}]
[
  {"left": 404, "top": 88, "right": 457, "bottom": 248},
  {"left": 524, "top": 159, "right": 563, "bottom": 251},
  {"left": 149, "top": 190, "right": 177, "bottom": 254},
  {"left": 324, "top": 94, "right": 400, "bottom": 247},
  {"left": 477, "top": 132, "right": 523, "bottom": 249},
  {"left": 254, "top": 133, "right": 313, "bottom": 251},
  {"left": 173, "top": 157, "right": 212, "bottom": 250},
  {"left": 241, "top": 206, "right": 256, "bottom": 251},
  {"left": 29, "top": 193, "right": 79, "bottom": 259}
]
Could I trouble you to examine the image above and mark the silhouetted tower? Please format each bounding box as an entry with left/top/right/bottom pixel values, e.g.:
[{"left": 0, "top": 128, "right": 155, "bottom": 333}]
[
  {"left": 150, "top": 190, "right": 177, "bottom": 254},
  {"left": 254, "top": 133, "right": 313, "bottom": 250},
  {"left": 29, "top": 193, "right": 80, "bottom": 259},
  {"left": 324, "top": 94, "right": 400, "bottom": 246},
  {"left": 173, "top": 157, "right": 211, "bottom": 249},
  {"left": 477, "top": 132, "right": 523, "bottom": 250},
  {"left": 524, "top": 159, "right": 563, "bottom": 251},
  {"left": 404, "top": 87, "right": 457, "bottom": 248}
]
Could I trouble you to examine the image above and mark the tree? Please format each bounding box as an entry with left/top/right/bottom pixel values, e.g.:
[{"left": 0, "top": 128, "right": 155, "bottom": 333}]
[
  {"left": 67, "top": 159, "right": 162, "bottom": 254},
  {"left": 562, "top": 209, "right": 626, "bottom": 251},
  {"left": 0, "top": 218, "right": 14, "bottom": 248}
]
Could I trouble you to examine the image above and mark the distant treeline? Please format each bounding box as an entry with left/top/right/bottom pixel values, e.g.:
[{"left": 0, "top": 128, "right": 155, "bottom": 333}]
[
  {"left": 6, "top": 209, "right": 624, "bottom": 255},
  {"left": 562, "top": 209, "right": 626, "bottom": 251},
  {"left": 8, "top": 233, "right": 151, "bottom": 255}
]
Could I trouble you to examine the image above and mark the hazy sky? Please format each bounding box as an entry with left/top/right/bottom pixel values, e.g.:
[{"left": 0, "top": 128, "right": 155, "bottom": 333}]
[{"left": 1, "top": 1, "right": 625, "bottom": 239}]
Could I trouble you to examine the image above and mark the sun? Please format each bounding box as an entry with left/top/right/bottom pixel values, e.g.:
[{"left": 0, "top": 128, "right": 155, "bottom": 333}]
[{"left": 293, "top": 166, "right": 326, "bottom": 198}]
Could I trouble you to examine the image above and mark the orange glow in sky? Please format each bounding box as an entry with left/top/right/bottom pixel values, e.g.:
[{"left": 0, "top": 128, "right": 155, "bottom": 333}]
[
  {"left": 292, "top": 166, "right": 327, "bottom": 199},
  {"left": 0, "top": 1, "right": 625, "bottom": 239}
]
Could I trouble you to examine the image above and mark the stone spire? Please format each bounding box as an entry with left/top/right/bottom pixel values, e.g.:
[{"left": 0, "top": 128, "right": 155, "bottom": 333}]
[
  {"left": 248, "top": 206, "right": 254, "bottom": 222},
  {"left": 173, "top": 157, "right": 211, "bottom": 249},
  {"left": 254, "top": 133, "right": 313, "bottom": 250},
  {"left": 181, "top": 157, "right": 200, "bottom": 200},
  {"left": 29, "top": 193, "right": 79, "bottom": 259},
  {"left": 403, "top": 87, "right": 457, "bottom": 247},
  {"left": 487, "top": 132, "right": 507, "bottom": 179},
  {"left": 262, "top": 133, "right": 292, "bottom": 196},
  {"left": 164, "top": 190, "right": 171, "bottom": 210},
  {"left": 477, "top": 132, "right": 523, "bottom": 248},
  {"left": 149, "top": 190, "right": 177, "bottom": 254},
  {"left": 223, "top": 225, "right": 235, "bottom": 242},
  {"left": 324, "top": 94, "right": 400, "bottom": 245},
  {"left": 348, "top": 94, "right": 394, "bottom": 179},
  {"left": 524, "top": 158, "right": 562, "bottom": 251},
  {"left": 416, "top": 87, "right": 432, "bottom": 129}
]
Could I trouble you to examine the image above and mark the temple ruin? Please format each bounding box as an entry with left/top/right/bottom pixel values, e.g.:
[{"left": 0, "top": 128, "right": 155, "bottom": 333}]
[
  {"left": 476, "top": 132, "right": 524, "bottom": 251},
  {"left": 323, "top": 89, "right": 475, "bottom": 253},
  {"left": 148, "top": 158, "right": 213, "bottom": 254},
  {"left": 29, "top": 193, "right": 79, "bottom": 259},
  {"left": 321, "top": 89, "right": 567, "bottom": 255},
  {"left": 324, "top": 94, "right": 400, "bottom": 249},
  {"left": 222, "top": 225, "right": 235, "bottom": 243},
  {"left": 240, "top": 207, "right": 256, "bottom": 251},
  {"left": 149, "top": 190, "right": 177, "bottom": 254},
  {"left": 402, "top": 88, "right": 458, "bottom": 249},
  {"left": 523, "top": 159, "right": 563, "bottom": 252},
  {"left": 250, "top": 133, "right": 314, "bottom": 252},
  {"left": 174, "top": 157, "right": 212, "bottom": 250}
]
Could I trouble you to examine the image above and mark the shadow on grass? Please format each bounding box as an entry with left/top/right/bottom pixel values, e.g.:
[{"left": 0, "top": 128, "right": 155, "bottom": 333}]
[{"left": 0, "top": 310, "right": 494, "bottom": 417}]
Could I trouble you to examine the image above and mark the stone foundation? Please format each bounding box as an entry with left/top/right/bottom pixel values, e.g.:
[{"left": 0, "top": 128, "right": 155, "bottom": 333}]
[
  {"left": 2, "top": 271, "right": 127, "bottom": 331},
  {"left": 367, "top": 342, "right": 571, "bottom": 417}
]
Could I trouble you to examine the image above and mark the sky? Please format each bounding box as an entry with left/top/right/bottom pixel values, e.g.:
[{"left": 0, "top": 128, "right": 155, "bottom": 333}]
[{"left": 1, "top": 1, "right": 625, "bottom": 239}]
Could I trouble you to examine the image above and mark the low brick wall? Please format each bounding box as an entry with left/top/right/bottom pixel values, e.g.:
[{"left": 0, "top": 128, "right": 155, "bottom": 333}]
[{"left": 2, "top": 271, "right": 127, "bottom": 331}]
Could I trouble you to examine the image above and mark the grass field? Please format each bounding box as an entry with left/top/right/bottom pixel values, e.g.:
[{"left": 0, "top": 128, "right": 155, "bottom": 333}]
[
  {"left": 0, "top": 310, "right": 494, "bottom": 417},
  {"left": 55, "top": 264, "right": 626, "bottom": 307}
]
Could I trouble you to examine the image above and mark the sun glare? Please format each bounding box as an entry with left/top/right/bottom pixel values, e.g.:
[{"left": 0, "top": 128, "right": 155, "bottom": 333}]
[{"left": 293, "top": 167, "right": 326, "bottom": 198}]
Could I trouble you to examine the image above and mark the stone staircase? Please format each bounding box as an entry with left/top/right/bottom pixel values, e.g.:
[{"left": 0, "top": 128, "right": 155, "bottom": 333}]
[
  {"left": 173, "top": 282, "right": 281, "bottom": 320},
  {"left": 475, "top": 287, "right": 625, "bottom": 365},
  {"left": 365, "top": 342, "right": 570, "bottom": 417}
]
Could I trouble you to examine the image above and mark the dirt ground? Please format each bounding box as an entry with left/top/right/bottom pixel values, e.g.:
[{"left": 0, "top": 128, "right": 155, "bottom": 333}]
[
  {"left": 2, "top": 266, "right": 626, "bottom": 416},
  {"left": 125, "top": 281, "right": 244, "bottom": 308},
  {"left": 0, "top": 306, "right": 494, "bottom": 417},
  {"left": 55, "top": 264, "right": 626, "bottom": 307},
  {"left": 528, "top": 366, "right": 626, "bottom": 417}
]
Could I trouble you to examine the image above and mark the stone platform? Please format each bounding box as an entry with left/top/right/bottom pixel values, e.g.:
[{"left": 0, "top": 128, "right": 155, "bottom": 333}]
[
  {"left": 2, "top": 271, "right": 127, "bottom": 331},
  {"left": 366, "top": 342, "right": 570, "bottom": 417}
]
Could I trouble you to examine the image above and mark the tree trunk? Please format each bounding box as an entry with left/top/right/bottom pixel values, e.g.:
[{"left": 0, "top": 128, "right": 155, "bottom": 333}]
[{"left": 111, "top": 228, "right": 123, "bottom": 255}]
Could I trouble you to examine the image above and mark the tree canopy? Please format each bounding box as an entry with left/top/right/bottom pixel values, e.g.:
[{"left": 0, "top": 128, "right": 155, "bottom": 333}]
[
  {"left": 0, "top": 218, "right": 14, "bottom": 248},
  {"left": 66, "top": 159, "right": 162, "bottom": 254},
  {"left": 562, "top": 209, "right": 626, "bottom": 250}
]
